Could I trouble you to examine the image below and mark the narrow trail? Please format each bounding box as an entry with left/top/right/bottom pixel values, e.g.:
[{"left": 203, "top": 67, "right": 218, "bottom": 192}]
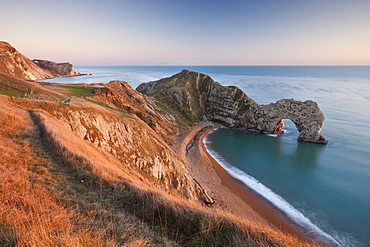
[{"left": 61, "top": 96, "right": 71, "bottom": 104}]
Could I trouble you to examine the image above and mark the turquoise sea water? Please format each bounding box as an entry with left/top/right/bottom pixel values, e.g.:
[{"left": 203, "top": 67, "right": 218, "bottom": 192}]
[{"left": 43, "top": 66, "right": 370, "bottom": 246}]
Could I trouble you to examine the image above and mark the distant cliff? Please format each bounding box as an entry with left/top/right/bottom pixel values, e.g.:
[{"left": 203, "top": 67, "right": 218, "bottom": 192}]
[
  {"left": 0, "top": 41, "right": 81, "bottom": 80},
  {"left": 33, "top": 59, "right": 81, "bottom": 78},
  {"left": 137, "top": 70, "right": 328, "bottom": 144}
]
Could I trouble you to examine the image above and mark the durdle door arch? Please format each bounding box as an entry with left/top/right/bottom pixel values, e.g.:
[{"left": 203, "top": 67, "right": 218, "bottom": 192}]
[
  {"left": 240, "top": 99, "right": 328, "bottom": 144},
  {"left": 136, "top": 70, "right": 328, "bottom": 144}
]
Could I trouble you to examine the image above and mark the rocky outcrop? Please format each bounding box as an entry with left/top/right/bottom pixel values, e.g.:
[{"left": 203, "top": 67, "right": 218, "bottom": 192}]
[
  {"left": 137, "top": 70, "right": 328, "bottom": 144},
  {"left": 0, "top": 41, "right": 81, "bottom": 80},
  {"left": 136, "top": 70, "right": 259, "bottom": 126},
  {"left": 32, "top": 59, "right": 81, "bottom": 77},
  {"left": 91, "top": 81, "right": 180, "bottom": 141},
  {"left": 61, "top": 109, "right": 214, "bottom": 203},
  {"left": 239, "top": 99, "right": 327, "bottom": 143},
  {"left": 0, "top": 41, "right": 52, "bottom": 80},
  {"left": 11, "top": 95, "right": 213, "bottom": 204}
]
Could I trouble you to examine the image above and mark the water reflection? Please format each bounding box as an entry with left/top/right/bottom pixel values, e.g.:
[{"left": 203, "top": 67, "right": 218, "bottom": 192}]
[{"left": 211, "top": 123, "right": 325, "bottom": 179}]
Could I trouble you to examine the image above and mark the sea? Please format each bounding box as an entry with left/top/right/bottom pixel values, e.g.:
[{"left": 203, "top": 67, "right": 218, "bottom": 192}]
[{"left": 42, "top": 66, "right": 370, "bottom": 246}]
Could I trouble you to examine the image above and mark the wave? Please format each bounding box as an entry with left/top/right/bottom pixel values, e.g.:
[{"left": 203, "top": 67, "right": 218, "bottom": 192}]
[
  {"left": 203, "top": 134, "right": 340, "bottom": 246},
  {"left": 282, "top": 128, "right": 290, "bottom": 134},
  {"left": 266, "top": 134, "right": 278, "bottom": 137}
]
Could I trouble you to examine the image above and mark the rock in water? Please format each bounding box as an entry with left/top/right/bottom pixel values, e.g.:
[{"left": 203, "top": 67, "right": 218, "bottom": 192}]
[{"left": 137, "top": 70, "right": 328, "bottom": 144}]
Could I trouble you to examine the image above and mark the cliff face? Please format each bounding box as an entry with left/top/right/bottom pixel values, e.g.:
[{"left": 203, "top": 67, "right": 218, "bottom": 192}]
[
  {"left": 0, "top": 41, "right": 80, "bottom": 80},
  {"left": 0, "top": 41, "right": 52, "bottom": 80},
  {"left": 53, "top": 108, "right": 212, "bottom": 203},
  {"left": 91, "top": 81, "right": 180, "bottom": 142},
  {"left": 137, "top": 70, "right": 328, "bottom": 144},
  {"left": 136, "top": 70, "right": 259, "bottom": 126},
  {"left": 86, "top": 81, "right": 213, "bottom": 202},
  {"left": 11, "top": 93, "right": 213, "bottom": 204},
  {"left": 33, "top": 59, "right": 81, "bottom": 77}
]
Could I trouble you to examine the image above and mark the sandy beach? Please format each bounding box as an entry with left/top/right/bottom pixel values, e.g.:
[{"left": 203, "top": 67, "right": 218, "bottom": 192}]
[{"left": 172, "top": 122, "right": 336, "bottom": 246}]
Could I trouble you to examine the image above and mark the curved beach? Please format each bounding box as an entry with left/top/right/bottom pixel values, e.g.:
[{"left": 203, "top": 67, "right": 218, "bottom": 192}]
[{"left": 172, "top": 122, "right": 338, "bottom": 246}]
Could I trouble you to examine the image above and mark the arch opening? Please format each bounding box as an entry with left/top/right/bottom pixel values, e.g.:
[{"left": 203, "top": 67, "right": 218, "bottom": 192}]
[{"left": 270, "top": 118, "right": 327, "bottom": 144}]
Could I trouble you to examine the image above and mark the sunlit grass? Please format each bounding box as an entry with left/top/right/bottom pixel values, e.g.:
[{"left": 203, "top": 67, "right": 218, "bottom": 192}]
[
  {"left": 0, "top": 96, "right": 318, "bottom": 247},
  {"left": 0, "top": 83, "right": 25, "bottom": 97},
  {"left": 58, "top": 85, "right": 96, "bottom": 98},
  {"left": 0, "top": 73, "right": 65, "bottom": 101}
]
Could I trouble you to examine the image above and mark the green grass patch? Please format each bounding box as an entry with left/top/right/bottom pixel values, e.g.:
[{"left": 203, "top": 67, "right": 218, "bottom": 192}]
[
  {"left": 0, "top": 84, "right": 26, "bottom": 97},
  {"left": 58, "top": 85, "right": 96, "bottom": 98}
]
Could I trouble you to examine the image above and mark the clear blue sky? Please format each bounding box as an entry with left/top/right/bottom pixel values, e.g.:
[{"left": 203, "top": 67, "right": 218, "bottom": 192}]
[{"left": 2, "top": 0, "right": 370, "bottom": 65}]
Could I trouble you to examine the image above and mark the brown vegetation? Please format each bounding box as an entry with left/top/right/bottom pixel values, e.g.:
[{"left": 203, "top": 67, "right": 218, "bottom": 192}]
[
  {"left": 0, "top": 72, "right": 65, "bottom": 101},
  {"left": 0, "top": 79, "right": 320, "bottom": 246},
  {"left": 0, "top": 95, "right": 170, "bottom": 246},
  {"left": 0, "top": 96, "right": 93, "bottom": 246}
]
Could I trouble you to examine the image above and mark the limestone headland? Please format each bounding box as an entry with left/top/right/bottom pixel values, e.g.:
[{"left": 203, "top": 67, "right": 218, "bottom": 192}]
[{"left": 137, "top": 69, "right": 328, "bottom": 144}]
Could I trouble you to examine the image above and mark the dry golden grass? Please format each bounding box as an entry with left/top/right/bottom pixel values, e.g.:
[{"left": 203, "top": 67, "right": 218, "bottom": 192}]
[
  {"left": 0, "top": 95, "right": 322, "bottom": 246},
  {"left": 0, "top": 96, "right": 118, "bottom": 246},
  {"left": 27, "top": 100, "right": 315, "bottom": 246},
  {"left": 0, "top": 72, "right": 66, "bottom": 101},
  {"left": 0, "top": 96, "right": 161, "bottom": 246},
  {"left": 0, "top": 99, "right": 74, "bottom": 246}
]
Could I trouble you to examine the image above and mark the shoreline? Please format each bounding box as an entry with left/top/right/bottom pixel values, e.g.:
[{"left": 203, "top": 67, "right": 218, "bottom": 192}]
[{"left": 172, "top": 122, "right": 338, "bottom": 246}]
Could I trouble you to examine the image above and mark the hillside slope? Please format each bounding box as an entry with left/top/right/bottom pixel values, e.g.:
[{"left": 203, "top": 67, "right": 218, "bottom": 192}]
[
  {"left": 0, "top": 94, "right": 315, "bottom": 246},
  {"left": 11, "top": 95, "right": 212, "bottom": 204},
  {"left": 0, "top": 48, "right": 323, "bottom": 246},
  {"left": 0, "top": 41, "right": 81, "bottom": 80},
  {"left": 0, "top": 71, "right": 65, "bottom": 101}
]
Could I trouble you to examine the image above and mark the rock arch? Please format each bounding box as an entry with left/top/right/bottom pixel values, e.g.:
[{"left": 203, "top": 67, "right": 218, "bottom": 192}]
[
  {"left": 240, "top": 99, "right": 328, "bottom": 144},
  {"left": 137, "top": 70, "right": 328, "bottom": 144}
]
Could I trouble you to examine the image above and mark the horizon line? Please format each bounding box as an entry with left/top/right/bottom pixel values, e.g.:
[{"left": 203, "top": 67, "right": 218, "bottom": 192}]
[{"left": 74, "top": 64, "right": 370, "bottom": 67}]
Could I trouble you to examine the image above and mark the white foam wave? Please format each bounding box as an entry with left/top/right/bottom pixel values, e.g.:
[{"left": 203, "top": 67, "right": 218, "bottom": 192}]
[
  {"left": 203, "top": 134, "right": 339, "bottom": 246},
  {"left": 267, "top": 134, "right": 278, "bottom": 137}
]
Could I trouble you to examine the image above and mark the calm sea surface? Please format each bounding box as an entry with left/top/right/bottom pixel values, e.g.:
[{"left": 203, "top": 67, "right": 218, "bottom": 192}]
[{"left": 43, "top": 66, "right": 370, "bottom": 246}]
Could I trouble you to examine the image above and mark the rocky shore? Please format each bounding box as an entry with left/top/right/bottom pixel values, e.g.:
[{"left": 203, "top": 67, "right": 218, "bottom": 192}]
[
  {"left": 172, "top": 122, "right": 337, "bottom": 246},
  {"left": 172, "top": 122, "right": 293, "bottom": 231}
]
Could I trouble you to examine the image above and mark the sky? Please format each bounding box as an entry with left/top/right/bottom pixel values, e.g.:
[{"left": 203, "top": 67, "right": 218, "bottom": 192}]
[{"left": 1, "top": 0, "right": 370, "bottom": 65}]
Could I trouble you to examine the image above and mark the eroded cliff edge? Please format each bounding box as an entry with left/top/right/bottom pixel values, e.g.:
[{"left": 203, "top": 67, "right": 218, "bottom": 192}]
[
  {"left": 137, "top": 69, "right": 328, "bottom": 144},
  {"left": 0, "top": 41, "right": 82, "bottom": 80}
]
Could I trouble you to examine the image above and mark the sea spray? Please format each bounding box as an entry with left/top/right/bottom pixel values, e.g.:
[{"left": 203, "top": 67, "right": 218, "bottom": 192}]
[{"left": 203, "top": 131, "right": 339, "bottom": 246}]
